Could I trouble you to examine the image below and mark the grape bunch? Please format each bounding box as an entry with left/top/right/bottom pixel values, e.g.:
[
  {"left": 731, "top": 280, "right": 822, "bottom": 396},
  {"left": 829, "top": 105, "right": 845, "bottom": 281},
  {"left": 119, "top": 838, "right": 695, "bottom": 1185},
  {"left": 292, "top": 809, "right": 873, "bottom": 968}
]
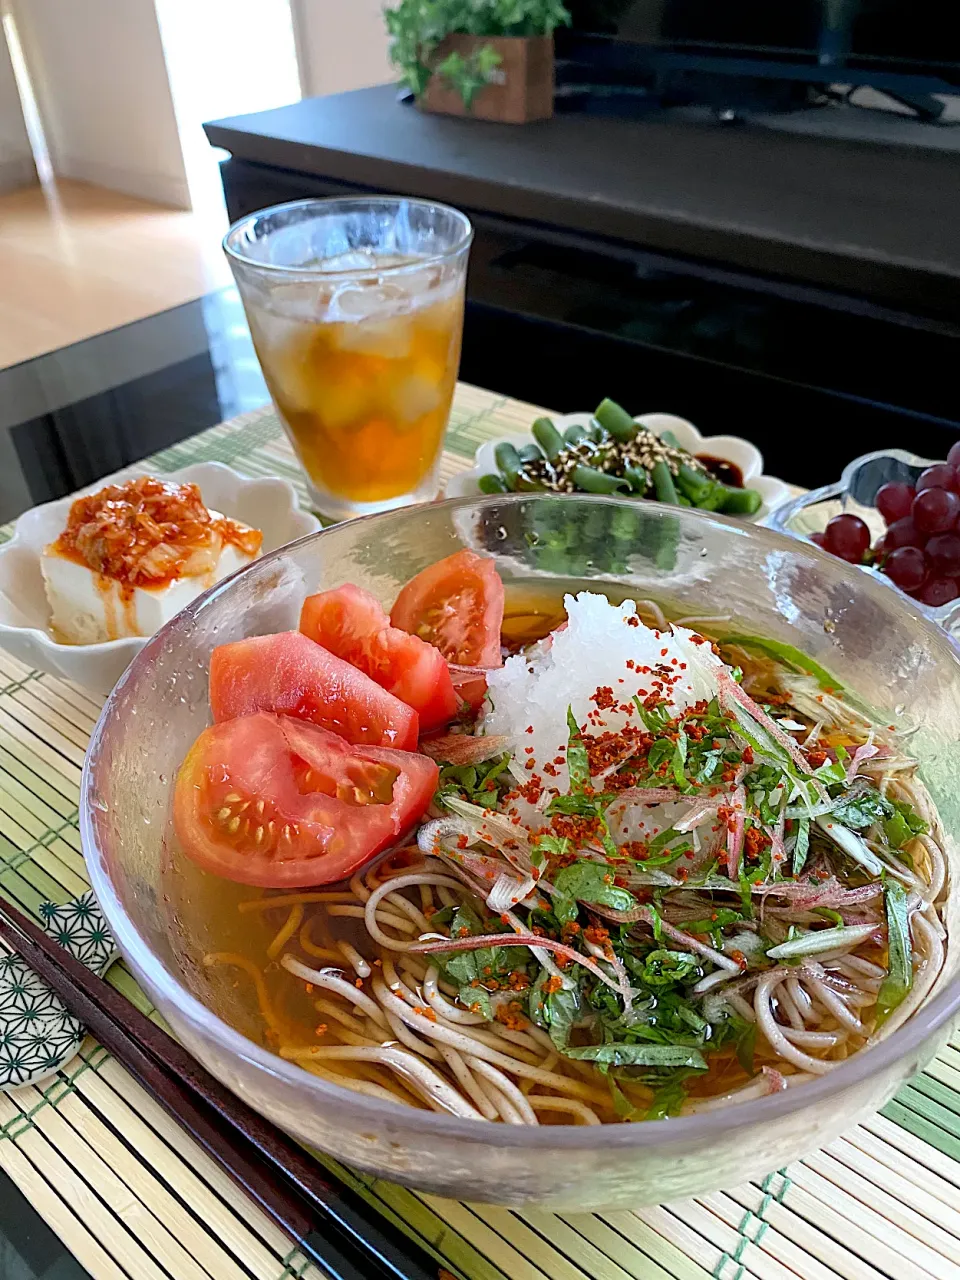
[{"left": 813, "top": 443, "right": 960, "bottom": 608}]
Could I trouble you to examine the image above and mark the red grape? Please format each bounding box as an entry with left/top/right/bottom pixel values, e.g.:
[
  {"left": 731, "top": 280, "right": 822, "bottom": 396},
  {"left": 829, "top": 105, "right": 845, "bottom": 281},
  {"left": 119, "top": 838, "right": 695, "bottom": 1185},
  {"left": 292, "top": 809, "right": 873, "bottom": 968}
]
[
  {"left": 875, "top": 482, "right": 915, "bottom": 525},
  {"left": 917, "top": 577, "right": 959, "bottom": 608},
  {"left": 881, "top": 516, "right": 925, "bottom": 551},
  {"left": 912, "top": 486, "right": 960, "bottom": 534},
  {"left": 824, "top": 513, "right": 871, "bottom": 563},
  {"left": 810, "top": 531, "right": 827, "bottom": 548},
  {"left": 926, "top": 532, "right": 960, "bottom": 577},
  {"left": 916, "top": 463, "right": 957, "bottom": 492},
  {"left": 948, "top": 441, "right": 960, "bottom": 471},
  {"left": 883, "top": 546, "right": 928, "bottom": 592}
]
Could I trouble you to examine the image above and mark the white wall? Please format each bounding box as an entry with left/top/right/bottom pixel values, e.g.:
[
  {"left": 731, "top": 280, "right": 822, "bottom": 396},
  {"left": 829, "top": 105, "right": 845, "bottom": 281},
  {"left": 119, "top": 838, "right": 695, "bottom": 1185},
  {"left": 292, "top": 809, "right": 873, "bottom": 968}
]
[
  {"left": 0, "top": 27, "right": 35, "bottom": 193},
  {"left": 292, "top": 0, "right": 394, "bottom": 98},
  {"left": 156, "top": 0, "right": 301, "bottom": 218},
  {"left": 13, "top": 0, "right": 189, "bottom": 207}
]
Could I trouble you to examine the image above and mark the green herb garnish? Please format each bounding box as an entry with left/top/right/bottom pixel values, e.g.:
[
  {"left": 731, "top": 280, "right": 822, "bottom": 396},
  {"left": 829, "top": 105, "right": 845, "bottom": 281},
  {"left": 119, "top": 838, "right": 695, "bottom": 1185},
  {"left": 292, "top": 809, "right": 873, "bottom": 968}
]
[{"left": 875, "top": 879, "right": 912, "bottom": 1026}]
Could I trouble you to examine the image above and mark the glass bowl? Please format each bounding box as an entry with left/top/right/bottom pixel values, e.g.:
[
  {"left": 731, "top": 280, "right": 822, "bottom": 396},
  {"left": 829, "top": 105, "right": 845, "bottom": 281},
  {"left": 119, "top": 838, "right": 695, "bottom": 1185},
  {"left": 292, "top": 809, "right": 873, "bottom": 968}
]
[
  {"left": 768, "top": 448, "right": 960, "bottom": 637},
  {"left": 81, "top": 494, "right": 960, "bottom": 1211}
]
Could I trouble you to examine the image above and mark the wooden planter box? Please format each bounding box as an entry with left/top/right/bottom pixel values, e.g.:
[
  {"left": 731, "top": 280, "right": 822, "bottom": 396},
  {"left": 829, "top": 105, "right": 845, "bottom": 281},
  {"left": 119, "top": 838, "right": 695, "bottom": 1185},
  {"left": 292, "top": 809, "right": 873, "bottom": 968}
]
[{"left": 421, "top": 35, "right": 554, "bottom": 125}]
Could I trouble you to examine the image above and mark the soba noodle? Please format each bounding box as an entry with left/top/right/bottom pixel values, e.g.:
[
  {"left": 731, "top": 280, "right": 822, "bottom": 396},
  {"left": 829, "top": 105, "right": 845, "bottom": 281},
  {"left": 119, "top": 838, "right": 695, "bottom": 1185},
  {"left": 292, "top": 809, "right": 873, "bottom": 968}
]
[{"left": 185, "top": 592, "right": 950, "bottom": 1124}]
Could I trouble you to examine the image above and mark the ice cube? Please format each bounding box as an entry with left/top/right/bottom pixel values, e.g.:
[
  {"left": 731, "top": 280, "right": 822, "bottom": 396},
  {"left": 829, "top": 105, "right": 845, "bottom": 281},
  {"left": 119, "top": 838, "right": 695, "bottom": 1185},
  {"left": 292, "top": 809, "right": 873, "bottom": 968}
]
[
  {"left": 331, "top": 310, "right": 413, "bottom": 360},
  {"left": 391, "top": 373, "right": 442, "bottom": 425},
  {"left": 318, "top": 379, "right": 373, "bottom": 430},
  {"left": 332, "top": 282, "right": 407, "bottom": 320},
  {"left": 317, "top": 250, "right": 379, "bottom": 273}
]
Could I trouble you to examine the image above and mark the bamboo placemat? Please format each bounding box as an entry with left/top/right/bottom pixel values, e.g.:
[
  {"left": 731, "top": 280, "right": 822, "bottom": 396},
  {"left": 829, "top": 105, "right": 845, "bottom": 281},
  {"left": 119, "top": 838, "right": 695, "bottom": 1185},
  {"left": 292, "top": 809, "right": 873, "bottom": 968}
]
[{"left": 2, "top": 384, "right": 960, "bottom": 1280}]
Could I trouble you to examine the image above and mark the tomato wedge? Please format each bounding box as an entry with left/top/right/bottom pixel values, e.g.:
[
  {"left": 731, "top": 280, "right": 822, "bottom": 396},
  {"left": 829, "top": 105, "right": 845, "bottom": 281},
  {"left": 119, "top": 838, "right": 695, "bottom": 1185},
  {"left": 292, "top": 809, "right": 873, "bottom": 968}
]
[
  {"left": 209, "top": 631, "right": 418, "bottom": 750},
  {"left": 300, "top": 584, "right": 458, "bottom": 732},
  {"left": 449, "top": 665, "right": 489, "bottom": 715},
  {"left": 173, "top": 712, "right": 438, "bottom": 887},
  {"left": 390, "top": 549, "right": 505, "bottom": 669}
]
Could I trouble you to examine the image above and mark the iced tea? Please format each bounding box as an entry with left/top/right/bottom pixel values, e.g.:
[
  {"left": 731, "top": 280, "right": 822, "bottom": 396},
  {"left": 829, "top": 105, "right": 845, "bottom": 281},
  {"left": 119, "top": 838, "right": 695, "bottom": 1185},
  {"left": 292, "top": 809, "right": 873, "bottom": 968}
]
[{"left": 245, "top": 259, "right": 464, "bottom": 509}]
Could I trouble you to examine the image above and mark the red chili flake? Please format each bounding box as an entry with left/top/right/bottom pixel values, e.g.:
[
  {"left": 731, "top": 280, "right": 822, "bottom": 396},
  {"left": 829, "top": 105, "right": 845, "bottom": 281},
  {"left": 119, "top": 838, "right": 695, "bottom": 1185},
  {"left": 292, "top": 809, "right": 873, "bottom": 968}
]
[
  {"left": 525, "top": 725, "right": 535, "bottom": 734},
  {"left": 592, "top": 685, "right": 616, "bottom": 710},
  {"left": 626, "top": 615, "right": 640, "bottom": 627}
]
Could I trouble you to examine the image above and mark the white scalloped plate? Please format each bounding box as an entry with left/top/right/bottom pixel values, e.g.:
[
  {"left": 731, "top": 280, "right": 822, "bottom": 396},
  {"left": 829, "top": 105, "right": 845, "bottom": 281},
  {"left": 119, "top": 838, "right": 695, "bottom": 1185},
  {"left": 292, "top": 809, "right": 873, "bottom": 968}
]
[
  {"left": 0, "top": 462, "right": 320, "bottom": 693},
  {"left": 444, "top": 411, "right": 792, "bottom": 522}
]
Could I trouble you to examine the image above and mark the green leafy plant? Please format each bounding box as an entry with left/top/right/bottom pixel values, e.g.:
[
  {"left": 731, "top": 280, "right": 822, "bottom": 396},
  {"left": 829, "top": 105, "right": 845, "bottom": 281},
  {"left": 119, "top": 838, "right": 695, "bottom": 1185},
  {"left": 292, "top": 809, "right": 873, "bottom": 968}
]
[{"left": 385, "top": 0, "right": 571, "bottom": 108}]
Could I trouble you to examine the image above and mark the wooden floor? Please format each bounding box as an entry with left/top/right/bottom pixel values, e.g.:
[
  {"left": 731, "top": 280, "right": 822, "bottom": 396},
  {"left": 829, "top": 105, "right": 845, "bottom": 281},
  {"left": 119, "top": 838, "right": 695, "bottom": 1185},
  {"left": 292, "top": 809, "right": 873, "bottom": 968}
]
[{"left": 0, "top": 179, "right": 231, "bottom": 370}]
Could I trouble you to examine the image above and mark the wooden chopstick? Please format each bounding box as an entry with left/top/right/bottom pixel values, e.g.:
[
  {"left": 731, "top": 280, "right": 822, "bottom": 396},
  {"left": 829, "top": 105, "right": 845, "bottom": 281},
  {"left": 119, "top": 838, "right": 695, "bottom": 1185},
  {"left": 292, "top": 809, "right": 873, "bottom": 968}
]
[{"left": 0, "top": 894, "right": 446, "bottom": 1280}]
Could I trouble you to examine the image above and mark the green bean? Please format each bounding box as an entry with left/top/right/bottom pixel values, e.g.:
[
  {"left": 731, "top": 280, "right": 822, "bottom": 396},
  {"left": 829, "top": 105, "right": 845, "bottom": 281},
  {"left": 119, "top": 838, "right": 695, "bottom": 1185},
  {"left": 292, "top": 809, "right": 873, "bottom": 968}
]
[
  {"left": 676, "top": 494, "right": 693, "bottom": 507},
  {"left": 587, "top": 423, "right": 604, "bottom": 443},
  {"left": 518, "top": 443, "right": 543, "bottom": 464},
  {"left": 623, "top": 464, "right": 650, "bottom": 495},
  {"left": 610, "top": 506, "right": 641, "bottom": 541},
  {"left": 531, "top": 417, "right": 565, "bottom": 462},
  {"left": 594, "top": 398, "right": 639, "bottom": 443},
  {"left": 660, "top": 430, "right": 682, "bottom": 449},
  {"left": 563, "top": 422, "right": 590, "bottom": 445},
  {"left": 675, "top": 464, "right": 713, "bottom": 504},
  {"left": 478, "top": 473, "right": 507, "bottom": 494},
  {"left": 717, "top": 486, "right": 763, "bottom": 517},
  {"left": 651, "top": 461, "right": 679, "bottom": 505},
  {"left": 571, "top": 465, "right": 631, "bottom": 495},
  {"left": 494, "top": 442, "right": 523, "bottom": 490}
]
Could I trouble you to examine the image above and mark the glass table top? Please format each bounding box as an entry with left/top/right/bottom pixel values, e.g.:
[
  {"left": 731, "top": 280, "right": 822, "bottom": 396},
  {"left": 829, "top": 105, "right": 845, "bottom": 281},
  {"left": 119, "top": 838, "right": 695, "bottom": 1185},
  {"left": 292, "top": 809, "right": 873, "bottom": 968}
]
[{"left": 0, "top": 286, "right": 269, "bottom": 527}]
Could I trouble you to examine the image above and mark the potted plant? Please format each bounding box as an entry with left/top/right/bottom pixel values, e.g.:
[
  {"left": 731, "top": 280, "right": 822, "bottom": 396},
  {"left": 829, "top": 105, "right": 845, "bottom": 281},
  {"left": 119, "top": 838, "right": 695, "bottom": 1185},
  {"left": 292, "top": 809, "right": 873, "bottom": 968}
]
[{"left": 386, "top": 1, "right": 571, "bottom": 125}]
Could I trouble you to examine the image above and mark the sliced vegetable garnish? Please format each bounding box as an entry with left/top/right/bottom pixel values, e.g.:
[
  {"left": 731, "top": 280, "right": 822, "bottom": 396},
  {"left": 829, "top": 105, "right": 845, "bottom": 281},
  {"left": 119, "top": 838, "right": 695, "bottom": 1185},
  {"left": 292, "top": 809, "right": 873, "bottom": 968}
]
[
  {"left": 875, "top": 879, "right": 913, "bottom": 1026},
  {"left": 565, "top": 1044, "right": 707, "bottom": 1070},
  {"left": 719, "top": 634, "right": 841, "bottom": 691},
  {"left": 766, "top": 923, "right": 876, "bottom": 960}
]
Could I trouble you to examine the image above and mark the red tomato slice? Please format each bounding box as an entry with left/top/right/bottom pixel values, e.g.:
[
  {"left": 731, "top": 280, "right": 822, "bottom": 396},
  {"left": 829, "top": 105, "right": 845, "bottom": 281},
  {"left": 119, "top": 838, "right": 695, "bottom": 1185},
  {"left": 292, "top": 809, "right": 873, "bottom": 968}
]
[
  {"left": 173, "top": 712, "right": 438, "bottom": 887},
  {"left": 390, "top": 549, "right": 504, "bottom": 669},
  {"left": 209, "top": 631, "right": 418, "bottom": 751},
  {"left": 449, "top": 665, "right": 489, "bottom": 715},
  {"left": 300, "top": 584, "right": 458, "bottom": 732}
]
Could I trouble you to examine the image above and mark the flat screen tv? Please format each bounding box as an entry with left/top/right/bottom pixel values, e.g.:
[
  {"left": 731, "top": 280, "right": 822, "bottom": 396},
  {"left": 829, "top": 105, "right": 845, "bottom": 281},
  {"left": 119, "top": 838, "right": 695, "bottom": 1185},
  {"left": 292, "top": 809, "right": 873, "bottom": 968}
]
[{"left": 563, "top": 1, "right": 960, "bottom": 82}]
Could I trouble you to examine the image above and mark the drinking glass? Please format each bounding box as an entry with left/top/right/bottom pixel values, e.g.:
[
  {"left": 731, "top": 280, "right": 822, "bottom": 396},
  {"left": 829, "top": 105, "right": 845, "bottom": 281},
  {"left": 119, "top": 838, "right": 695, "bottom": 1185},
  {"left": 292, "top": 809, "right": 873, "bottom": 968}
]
[{"left": 224, "top": 197, "right": 473, "bottom": 519}]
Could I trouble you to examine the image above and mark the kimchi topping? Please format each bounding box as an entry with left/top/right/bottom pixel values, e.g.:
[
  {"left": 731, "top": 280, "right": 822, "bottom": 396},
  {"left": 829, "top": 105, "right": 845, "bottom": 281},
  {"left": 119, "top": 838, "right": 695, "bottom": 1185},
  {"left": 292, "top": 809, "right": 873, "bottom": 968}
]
[{"left": 52, "top": 477, "right": 262, "bottom": 591}]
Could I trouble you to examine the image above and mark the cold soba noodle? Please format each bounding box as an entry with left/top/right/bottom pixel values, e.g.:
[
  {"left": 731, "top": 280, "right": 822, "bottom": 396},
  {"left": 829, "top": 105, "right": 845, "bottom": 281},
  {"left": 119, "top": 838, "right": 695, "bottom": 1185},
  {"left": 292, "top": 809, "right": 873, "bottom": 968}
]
[{"left": 172, "top": 590, "right": 949, "bottom": 1125}]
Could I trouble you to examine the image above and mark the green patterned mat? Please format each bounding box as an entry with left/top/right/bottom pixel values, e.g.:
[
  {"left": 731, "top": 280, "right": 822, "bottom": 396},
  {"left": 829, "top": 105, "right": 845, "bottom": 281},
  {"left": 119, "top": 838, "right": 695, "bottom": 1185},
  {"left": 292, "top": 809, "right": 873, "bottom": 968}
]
[{"left": 1, "top": 384, "right": 959, "bottom": 1280}]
